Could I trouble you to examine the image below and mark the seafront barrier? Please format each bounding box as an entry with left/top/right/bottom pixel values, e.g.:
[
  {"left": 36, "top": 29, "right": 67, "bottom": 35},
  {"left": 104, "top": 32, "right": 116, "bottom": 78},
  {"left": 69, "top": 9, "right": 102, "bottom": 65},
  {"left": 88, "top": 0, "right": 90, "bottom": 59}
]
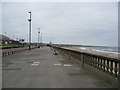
[
  {"left": 2, "top": 46, "right": 37, "bottom": 57},
  {"left": 52, "top": 45, "right": 119, "bottom": 77},
  {"left": 52, "top": 45, "right": 120, "bottom": 88}
]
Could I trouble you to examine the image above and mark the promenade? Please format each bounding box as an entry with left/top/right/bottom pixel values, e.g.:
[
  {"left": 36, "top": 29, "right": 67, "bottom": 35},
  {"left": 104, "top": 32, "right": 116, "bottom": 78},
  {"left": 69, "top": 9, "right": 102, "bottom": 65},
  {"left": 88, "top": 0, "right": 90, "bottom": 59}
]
[{"left": 2, "top": 46, "right": 114, "bottom": 88}]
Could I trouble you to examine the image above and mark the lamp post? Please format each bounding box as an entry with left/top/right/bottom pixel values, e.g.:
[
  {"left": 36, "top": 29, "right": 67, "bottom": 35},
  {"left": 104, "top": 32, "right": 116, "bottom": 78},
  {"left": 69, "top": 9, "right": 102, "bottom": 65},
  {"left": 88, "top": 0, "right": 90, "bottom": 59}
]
[
  {"left": 38, "top": 28, "right": 40, "bottom": 48},
  {"left": 4, "top": 32, "right": 6, "bottom": 36},
  {"left": 13, "top": 35, "right": 15, "bottom": 40},
  {"left": 28, "top": 12, "right": 32, "bottom": 50},
  {"left": 41, "top": 33, "right": 42, "bottom": 43},
  {"left": 40, "top": 33, "right": 43, "bottom": 47}
]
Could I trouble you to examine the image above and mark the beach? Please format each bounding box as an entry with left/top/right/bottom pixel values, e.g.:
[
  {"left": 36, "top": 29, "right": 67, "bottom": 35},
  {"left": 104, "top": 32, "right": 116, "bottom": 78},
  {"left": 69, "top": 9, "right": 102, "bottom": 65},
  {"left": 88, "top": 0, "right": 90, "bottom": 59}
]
[{"left": 62, "top": 46, "right": 119, "bottom": 59}]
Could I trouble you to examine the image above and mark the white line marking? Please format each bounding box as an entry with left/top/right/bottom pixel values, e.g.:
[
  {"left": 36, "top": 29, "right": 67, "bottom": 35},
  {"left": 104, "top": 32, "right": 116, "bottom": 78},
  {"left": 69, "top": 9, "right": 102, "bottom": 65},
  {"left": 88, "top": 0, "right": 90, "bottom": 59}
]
[
  {"left": 54, "top": 64, "right": 61, "bottom": 66},
  {"left": 33, "top": 62, "right": 40, "bottom": 64},
  {"left": 31, "top": 64, "right": 39, "bottom": 66},
  {"left": 63, "top": 64, "right": 72, "bottom": 66}
]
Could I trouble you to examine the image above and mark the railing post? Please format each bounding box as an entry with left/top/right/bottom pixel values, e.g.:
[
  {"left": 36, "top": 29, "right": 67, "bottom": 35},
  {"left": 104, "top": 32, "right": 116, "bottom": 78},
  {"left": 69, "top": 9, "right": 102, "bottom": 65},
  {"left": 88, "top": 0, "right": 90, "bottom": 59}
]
[
  {"left": 114, "top": 62, "right": 118, "bottom": 77},
  {"left": 110, "top": 61, "right": 113, "bottom": 74},
  {"left": 69, "top": 51, "right": 71, "bottom": 59},
  {"left": 82, "top": 54, "right": 84, "bottom": 68},
  {"left": 87, "top": 55, "right": 90, "bottom": 65},
  {"left": 100, "top": 58, "right": 102, "bottom": 69},
  {"left": 94, "top": 57, "right": 97, "bottom": 68},
  {"left": 80, "top": 53, "right": 82, "bottom": 61},
  {"left": 98, "top": 58, "right": 100, "bottom": 69},
  {"left": 103, "top": 59, "right": 106, "bottom": 72},
  {"left": 90, "top": 56, "right": 92, "bottom": 66},
  {"left": 106, "top": 60, "right": 109, "bottom": 73},
  {"left": 92, "top": 57, "right": 94, "bottom": 66}
]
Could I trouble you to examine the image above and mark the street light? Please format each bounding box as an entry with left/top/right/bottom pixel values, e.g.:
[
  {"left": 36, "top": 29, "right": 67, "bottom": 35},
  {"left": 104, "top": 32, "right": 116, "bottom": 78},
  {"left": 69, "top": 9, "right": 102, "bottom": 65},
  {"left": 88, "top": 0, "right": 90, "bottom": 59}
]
[
  {"left": 38, "top": 28, "right": 40, "bottom": 48},
  {"left": 4, "top": 32, "right": 6, "bottom": 36},
  {"left": 13, "top": 35, "right": 15, "bottom": 40},
  {"left": 28, "top": 11, "right": 32, "bottom": 50},
  {"left": 41, "top": 33, "right": 42, "bottom": 43}
]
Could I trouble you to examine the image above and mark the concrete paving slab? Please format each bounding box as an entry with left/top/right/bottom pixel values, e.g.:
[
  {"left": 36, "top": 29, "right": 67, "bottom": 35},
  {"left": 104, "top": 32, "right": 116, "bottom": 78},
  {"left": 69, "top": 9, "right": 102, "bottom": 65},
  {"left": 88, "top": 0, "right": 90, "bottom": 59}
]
[{"left": 2, "top": 46, "right": 113, "bottom": 88}]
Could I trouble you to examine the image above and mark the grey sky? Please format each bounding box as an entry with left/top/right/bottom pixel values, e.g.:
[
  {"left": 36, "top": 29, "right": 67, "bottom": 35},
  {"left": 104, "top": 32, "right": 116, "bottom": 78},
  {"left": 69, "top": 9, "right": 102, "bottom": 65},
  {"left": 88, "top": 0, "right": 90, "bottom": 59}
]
[{"left": 2, "top": 2, "right": 118, "bottom": 46}]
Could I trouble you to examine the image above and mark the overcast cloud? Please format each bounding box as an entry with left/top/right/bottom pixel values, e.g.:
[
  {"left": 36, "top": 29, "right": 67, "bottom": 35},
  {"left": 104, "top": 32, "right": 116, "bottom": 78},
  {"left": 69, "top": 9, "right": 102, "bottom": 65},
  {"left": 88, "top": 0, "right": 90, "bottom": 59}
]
[{"left": 2, "top": 2, "right": 118, "bottom": 46}]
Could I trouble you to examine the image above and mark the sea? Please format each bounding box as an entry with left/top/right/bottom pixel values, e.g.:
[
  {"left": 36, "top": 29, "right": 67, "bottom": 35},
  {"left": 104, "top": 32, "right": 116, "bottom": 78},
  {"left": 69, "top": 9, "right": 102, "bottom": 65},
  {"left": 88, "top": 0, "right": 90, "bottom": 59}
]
[{"left": 79, "top": 46, "right": 119, "bottom": 54}]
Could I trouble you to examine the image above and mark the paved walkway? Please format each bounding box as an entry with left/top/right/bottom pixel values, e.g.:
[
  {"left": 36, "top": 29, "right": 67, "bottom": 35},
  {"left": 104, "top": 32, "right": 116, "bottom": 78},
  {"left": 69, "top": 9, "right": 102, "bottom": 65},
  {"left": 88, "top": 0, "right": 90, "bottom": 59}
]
[{"left": 2, "top": 46, "right": 112, "bottom": 88}]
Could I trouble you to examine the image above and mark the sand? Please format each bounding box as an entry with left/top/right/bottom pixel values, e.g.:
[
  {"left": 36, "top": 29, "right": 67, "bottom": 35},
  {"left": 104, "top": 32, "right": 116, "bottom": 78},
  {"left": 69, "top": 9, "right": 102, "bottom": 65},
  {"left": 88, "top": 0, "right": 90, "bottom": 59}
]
[{"left": 62, "top": 46, "right": 119, "bottom": 59}]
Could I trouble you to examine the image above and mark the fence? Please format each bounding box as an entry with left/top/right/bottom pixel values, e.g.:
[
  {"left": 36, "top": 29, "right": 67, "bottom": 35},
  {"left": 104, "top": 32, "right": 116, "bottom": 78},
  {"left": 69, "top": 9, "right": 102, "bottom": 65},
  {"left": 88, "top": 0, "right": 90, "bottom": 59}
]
[
  {"left": 2, "top": 46, "right": 37, "bottom": 57},
  {"left": 52, "top": 46, "right": 120, "bottom": 77}
]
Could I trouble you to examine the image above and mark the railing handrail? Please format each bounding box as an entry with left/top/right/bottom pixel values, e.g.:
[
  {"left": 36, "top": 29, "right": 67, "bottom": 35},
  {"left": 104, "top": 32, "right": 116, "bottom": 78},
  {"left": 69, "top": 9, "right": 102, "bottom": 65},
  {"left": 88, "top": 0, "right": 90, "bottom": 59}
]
[{"left": 52, "top": 45, "right": 120, "bottom": 79}]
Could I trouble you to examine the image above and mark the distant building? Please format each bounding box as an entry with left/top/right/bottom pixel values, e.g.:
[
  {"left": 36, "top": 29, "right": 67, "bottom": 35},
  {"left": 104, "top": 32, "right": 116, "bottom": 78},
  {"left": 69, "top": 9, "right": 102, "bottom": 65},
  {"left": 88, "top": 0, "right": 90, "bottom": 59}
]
[
  {"left": 49, "top": 42, "right": 52, "bottom": 45},
  {"left": 0, "top": 34, "right": 11, "bottom": 44},
  {"left": 0, "top": 34, "right": 21, "bottom": 44},
  {"left": 19, "top": 39, "right": 24, "bottom": 44}
]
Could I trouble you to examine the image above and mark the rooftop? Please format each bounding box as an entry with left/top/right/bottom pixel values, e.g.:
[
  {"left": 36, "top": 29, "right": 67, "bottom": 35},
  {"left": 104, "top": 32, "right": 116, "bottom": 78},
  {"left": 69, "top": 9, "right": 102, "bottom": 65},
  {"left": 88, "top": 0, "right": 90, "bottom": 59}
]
[{"left": 0, "top": 34, "right": 10, "bottom": 41}]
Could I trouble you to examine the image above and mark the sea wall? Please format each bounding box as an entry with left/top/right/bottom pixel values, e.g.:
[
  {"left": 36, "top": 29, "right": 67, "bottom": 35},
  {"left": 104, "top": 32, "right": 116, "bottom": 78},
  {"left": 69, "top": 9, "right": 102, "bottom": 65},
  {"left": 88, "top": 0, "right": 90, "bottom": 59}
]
[{"left": 52, "top": 45, "right": 120, "bottom": 88}]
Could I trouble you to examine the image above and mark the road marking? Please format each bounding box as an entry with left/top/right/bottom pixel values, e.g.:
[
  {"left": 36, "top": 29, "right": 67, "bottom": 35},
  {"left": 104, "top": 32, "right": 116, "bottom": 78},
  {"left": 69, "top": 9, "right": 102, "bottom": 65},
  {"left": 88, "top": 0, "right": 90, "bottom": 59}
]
[
  {"left": 31, "top": 64, "right": 39, "bottom": 66},
  {"left": 63, "top": 64, "right": 72, "bottom": 67},
  {"left": 33, "top": 62, "right": 40, "bottom": 64},
  {"left": 54, "top": 64, "right": 61, "bottom": 66}
]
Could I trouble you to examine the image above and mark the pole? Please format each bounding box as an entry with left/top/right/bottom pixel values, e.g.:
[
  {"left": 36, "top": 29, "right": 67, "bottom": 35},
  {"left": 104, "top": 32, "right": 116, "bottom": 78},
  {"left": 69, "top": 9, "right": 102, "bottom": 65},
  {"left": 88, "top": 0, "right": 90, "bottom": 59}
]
[
  {"left": 4, "top": 32, "right": 6, "bottom": 36},
  {"left": 13, "top": 35, "right": 15, "bottom": 40},
  {"left": 26, "top": 34, "right": 28, "bottom": 43},
  {"left": 28, "top": 12, "right": 31, "bottom": 50},
  {"left": 38, "top": 28, "right": 40, "bottom": 48},
  {"left": 41, "top": 33, "right": 42, "bottom": 43},
  {"left": 41, "top": 33, "right": 42, "bottom": 47},
  {"left": 118, "top": 2, "right": 120, "bottom": 90},
  {"left": 117, "top": 57, "right": 120, "bottom": 90}
]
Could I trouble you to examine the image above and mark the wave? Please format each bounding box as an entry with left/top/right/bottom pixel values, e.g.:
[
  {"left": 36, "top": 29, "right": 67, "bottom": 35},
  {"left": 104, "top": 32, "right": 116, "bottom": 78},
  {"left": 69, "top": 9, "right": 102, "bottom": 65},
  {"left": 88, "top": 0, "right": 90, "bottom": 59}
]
[{"left": 79, "top": 46, "right": 119, "bottom": 54}]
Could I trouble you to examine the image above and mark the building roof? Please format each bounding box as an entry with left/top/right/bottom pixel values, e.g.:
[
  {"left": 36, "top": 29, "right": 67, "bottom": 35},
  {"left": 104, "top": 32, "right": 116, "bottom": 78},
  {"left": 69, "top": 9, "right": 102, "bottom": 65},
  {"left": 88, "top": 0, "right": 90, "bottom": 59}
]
[{"left": 0, "top": 34, "right": 10, "bottom": 41}]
